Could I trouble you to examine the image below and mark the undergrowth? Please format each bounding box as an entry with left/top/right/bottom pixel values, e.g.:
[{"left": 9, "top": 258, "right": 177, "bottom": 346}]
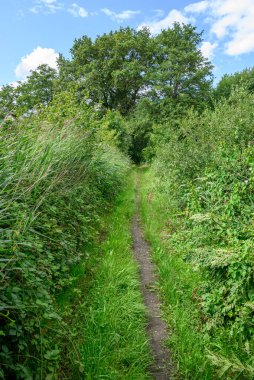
[
  {"left": 0, "top": 96, "right": 129, "bottom": 379},
  {"left": 139, "top": 87, "right": 254, "bottom": 379}
]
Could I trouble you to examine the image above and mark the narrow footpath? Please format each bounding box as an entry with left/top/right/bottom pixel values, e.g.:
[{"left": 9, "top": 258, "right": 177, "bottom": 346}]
[{"left": 132, "top": 177, "right": 174, "bottom": 380}]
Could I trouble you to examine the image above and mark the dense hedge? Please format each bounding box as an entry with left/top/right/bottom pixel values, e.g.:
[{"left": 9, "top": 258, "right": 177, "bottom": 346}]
[
  {"left": 0, "top": 101, "right": 129, "bottom": 378},
  {"left": 152, "top": 87, "right": 254, "bottom": 377}
]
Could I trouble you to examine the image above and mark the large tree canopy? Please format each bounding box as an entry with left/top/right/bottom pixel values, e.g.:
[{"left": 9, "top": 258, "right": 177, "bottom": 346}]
[
  {"left": 1, "top": 24, "right": 213, "bottom": 119},
  {"left": 153, "top": 24, "right": 213, "bottom": 110},
  {"left": 57, "top": 24, "right": 213, "bottom": 115},
  {"left": 59, "top": 27, "right": 155, "bottom": 115}
]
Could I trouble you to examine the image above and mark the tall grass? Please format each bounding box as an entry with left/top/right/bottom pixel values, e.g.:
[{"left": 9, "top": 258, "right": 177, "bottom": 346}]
[{"left": 0, "top": 114, "right": 129, "bottom": 378}]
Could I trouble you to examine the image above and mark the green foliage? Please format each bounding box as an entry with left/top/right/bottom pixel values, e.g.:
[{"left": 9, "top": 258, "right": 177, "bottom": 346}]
[
  {"left": 152, "top": 23, "right": 213, "bottom": 111},
  {"left": 139, "top": 168, "right": 213, "bottom": 379},
  {"left": 57, "top": 24, "right": 213, "bottom": 118},
  {"left": 0, "top": 65, "right": 57, "bottom": 119},
  {"left": 60, "top": 27, "right": 154, "bottom": 115},
  {"left": 15, "top": 64, "right": 57, "bottom": 115},
  {"left": 125, "top": 101, "right": 154, "bottom": 163},
  {"left": 214, "top": 67, "right": 254, "bottom": 100},
  {"left": 0, "top": 93, "right": 129, "bottom": 378},
  {"left": 149, "top": 86, "right": 254, "bottom": 378},
  {"left": 101, "top": 110, "right": 132, "bottom": 154},
  {"left": 1, "top": 21, "right": 241, "bottom": 379},
  {"left": 79, "top": 173, "right": 152, "bottom": 379},
  {"left": 0, "top": 84, "right": 16, "bottom": 120}
]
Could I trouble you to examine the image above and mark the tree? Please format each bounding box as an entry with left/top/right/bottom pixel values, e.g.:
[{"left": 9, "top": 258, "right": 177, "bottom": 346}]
[
  {"left": 56, "top": 53, "right": 78, "bottom": 93},
  {"left": 57, "top": 24, "right": 214, "bottom": 117},
  {"left": 214, "top": 67, "right": 254, "bottom": 100},
  {"left": 59, "top": 27, "right": 155, "bottom": 115},
  {"left": 15, "top": 64, "right": 57, "bottom": 115},
  {"left": 153, "top": 23, "right": 213, "bottom": 112},
  {"left": 0, "top": 84, "right": 17, "bottom": 120}
]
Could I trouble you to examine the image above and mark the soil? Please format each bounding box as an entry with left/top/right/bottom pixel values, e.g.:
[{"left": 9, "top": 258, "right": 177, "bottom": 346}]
[{"left": 132, "top": 192, "right": 174, "bottom": 380}]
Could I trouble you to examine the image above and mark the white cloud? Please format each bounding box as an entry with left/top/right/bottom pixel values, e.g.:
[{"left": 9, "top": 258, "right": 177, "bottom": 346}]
[
  {"left": 200, "top": 41, "right": 218, "bottom": 59},
  {"left": 15, "top": 47, "right": 59, "bottom": 80},
  {"left": 29, "top": 0, "right": 63, "bottom": 14},
  {"left": 138, "top": 9, "right": 191, "bottom": 35},
  {"left": 68, "top": 3, "right": 88, "bottom": 18},
  {"left": 30, "top": 6, "right": 40, "bottom": 14},
  {"left": 153, "top": 9, "right": 165, "bottom": 18},
  {"left": 184, "top": 1, "right": 209, "bottom": 13},
  {"left": 29, "top": 0, "right": 92, "bottom": 18},
  {"left": 101, "top": 8, "right": 140, "bottom": 22},
  {"left": 226, "top": 31, "right": 254, "bottom": 55},
  {"left": 185, "top": 0, "right": 254, "bottom": 56}
]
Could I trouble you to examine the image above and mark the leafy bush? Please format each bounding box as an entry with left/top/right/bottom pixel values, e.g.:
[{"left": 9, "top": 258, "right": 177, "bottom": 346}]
[
  {"left": 0, "top": 97, "right": 129, "bottom": 378},
  {"left": 152, "top": 87, "right": 254, "bottom": 377}
]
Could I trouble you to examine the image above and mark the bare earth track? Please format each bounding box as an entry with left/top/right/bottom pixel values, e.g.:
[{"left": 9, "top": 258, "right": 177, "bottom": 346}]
[{"left": 132, "top": 185, "right": 174, "bottom": 380}]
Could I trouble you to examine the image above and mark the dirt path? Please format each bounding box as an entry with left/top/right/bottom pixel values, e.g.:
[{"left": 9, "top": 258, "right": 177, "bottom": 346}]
[{"left": 132, "top": 184, "right": 174, "bottom": 380}]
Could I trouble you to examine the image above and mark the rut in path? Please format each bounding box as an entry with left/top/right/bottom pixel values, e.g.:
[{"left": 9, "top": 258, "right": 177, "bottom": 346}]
[{"left": 132, "top": 185, "right": 174, "bottom": 380}]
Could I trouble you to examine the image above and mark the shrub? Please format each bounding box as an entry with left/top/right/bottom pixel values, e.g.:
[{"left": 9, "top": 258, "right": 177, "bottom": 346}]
[{"left": 0, "top": 102, "right": 129, "bottom": 378}]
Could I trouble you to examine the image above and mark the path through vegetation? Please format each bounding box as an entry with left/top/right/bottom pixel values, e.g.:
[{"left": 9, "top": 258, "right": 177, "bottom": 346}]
[{"left": 132, "top": 175, "right": 173, "bottom": 379}]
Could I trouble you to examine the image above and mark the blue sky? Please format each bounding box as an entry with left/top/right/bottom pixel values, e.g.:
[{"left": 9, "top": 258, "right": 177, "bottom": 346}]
[{"left": 1, "top": 0, "right": 254, "bottom": 86}]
